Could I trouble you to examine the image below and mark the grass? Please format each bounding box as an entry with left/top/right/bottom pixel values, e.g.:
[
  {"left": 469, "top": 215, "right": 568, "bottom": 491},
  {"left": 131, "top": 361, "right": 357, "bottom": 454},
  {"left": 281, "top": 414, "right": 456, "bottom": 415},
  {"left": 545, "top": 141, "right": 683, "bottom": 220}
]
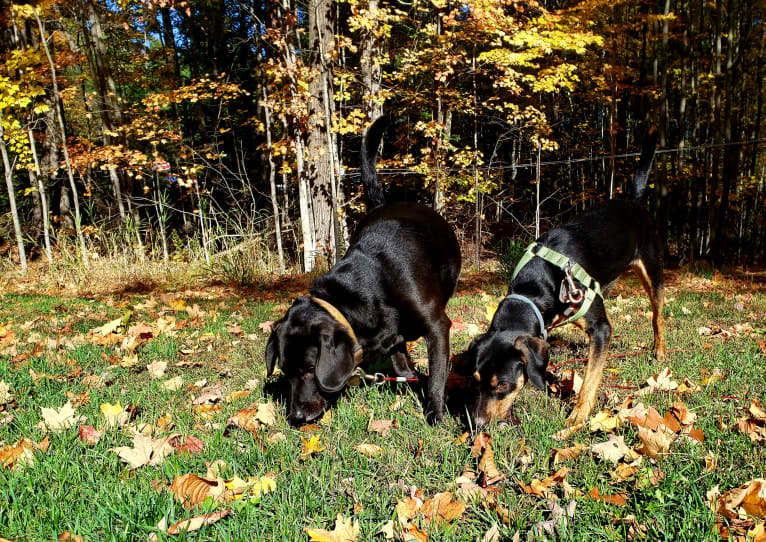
[{"left": 0, "top": 268, "right": 764, "bottom": 541}]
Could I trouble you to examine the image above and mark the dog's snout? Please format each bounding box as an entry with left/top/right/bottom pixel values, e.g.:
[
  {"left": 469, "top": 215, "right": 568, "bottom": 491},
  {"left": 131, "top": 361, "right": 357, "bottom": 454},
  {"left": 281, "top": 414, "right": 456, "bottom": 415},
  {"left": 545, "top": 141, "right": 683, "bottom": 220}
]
[{"left": 289, "top": 406, "right": 307, "bottom": 425}]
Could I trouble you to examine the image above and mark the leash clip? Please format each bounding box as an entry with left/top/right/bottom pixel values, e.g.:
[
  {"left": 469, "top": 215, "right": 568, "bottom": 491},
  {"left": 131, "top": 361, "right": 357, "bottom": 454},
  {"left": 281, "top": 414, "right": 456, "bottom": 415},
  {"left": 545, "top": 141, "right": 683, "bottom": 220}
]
[{"left": 560, "top": 261, "right": 584, "bottom": 304}]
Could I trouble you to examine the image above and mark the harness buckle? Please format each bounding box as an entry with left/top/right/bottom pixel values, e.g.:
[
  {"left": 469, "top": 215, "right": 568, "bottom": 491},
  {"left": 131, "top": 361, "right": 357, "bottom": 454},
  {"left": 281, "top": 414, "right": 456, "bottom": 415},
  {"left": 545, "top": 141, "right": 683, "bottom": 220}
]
[{"left": 561, "top": 261, "right": 584, "bottom": 304}]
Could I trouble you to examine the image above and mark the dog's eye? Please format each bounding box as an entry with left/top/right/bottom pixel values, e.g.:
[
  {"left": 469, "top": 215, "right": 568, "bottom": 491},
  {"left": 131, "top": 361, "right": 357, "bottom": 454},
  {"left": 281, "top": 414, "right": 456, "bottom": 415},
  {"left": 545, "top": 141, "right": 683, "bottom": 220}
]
[{"left": 496, "top": 381, "right": 510, "bottom": 393}]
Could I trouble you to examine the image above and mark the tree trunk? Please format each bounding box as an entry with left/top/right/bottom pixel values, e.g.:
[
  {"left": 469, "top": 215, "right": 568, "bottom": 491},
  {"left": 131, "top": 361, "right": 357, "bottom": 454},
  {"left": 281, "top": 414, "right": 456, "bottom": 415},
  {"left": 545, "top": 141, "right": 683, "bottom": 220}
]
[
  {"left": 0, "top": 114, "right": 27, "bottom": 271},
  {"left": 28, "top": 126, "right": 52, "bottom": 262},
  {"left": 262, "top": 87, "right": 285, "bottom": 273},
  {"left": 303, "top": 0, "right": 337, "bottom": 270},
  {"left": 34, "top": 9, "right": 88, "bottom": 266}
]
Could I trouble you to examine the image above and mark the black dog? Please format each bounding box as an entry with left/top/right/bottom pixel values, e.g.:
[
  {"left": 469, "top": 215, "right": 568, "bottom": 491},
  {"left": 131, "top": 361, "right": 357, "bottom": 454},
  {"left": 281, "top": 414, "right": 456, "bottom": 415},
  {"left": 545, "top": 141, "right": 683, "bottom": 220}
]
[
  {"left": 467, "top": 131, "right": 666, "bottom": 427},
  {"left": 265, "top": 118, "right": 461, "bottom": 425}
]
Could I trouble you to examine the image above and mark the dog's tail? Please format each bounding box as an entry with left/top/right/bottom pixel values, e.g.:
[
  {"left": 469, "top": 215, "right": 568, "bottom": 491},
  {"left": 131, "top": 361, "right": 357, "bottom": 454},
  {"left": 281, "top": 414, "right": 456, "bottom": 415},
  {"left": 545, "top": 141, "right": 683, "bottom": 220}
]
[
  {"left": 361, "top": 116, "right": 388, "bottom": 209},
  {"left": 633, "top": 127, "right": 659, "bottom": 200}
]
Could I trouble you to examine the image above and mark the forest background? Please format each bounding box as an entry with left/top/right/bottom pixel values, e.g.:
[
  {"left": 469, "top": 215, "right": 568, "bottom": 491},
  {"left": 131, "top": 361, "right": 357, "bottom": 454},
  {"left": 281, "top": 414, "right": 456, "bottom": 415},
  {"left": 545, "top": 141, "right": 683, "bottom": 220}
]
[{"left": 1, "top": 0, "right": 765, "bottom": 278}]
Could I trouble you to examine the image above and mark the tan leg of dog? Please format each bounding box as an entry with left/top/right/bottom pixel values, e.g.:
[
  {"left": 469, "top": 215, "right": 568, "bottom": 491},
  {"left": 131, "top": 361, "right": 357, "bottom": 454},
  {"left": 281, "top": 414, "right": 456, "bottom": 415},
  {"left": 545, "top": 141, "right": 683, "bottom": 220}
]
[
  {"left": 631, "top": 259, "right": 666, "bottom": 361},
  {"left": 566, "top": 320, "right": 611, "bottom": 426}
]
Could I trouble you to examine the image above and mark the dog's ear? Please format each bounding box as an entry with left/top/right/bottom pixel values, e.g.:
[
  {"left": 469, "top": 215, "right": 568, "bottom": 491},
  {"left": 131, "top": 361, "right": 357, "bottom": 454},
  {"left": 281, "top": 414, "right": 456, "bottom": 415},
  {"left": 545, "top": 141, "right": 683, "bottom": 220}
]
[
  {"left": 454, "top": 334, "right": 485, "bottom": 375},
  {"left": 514, "top": 334, "right": 549, "bottom": 391},
  {"left": 265, "top": 322, "right": 282, "bottom": 377},
  {"left": 315, "top": 330, "right": 355, "bottom": 393}
]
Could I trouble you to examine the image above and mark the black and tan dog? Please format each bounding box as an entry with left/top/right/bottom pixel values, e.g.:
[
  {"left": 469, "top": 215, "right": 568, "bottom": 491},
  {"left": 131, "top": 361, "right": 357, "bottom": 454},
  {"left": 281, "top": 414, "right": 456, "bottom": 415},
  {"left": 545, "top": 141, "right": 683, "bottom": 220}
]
[
  {"left": 466, "top": 132, "right": 666, "bottom": 427},
  {"left": 265, "top": 118, "right": 461, "bottom": 425}
]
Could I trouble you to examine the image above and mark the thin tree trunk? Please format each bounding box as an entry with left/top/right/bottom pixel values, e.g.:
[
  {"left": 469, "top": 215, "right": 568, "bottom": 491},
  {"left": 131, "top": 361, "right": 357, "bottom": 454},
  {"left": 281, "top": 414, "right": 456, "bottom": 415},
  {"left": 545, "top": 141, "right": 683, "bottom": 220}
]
[
  {"left": 262, "top": 87, "right": 285, "bottom": 273},
  {"left": 0, "top": 115, "right": 27, "bottom": 271},
  {"left": 34, "top": 9, "right": 88, "bottom": 266},
  {"left": 28, "top": 126, "right": 52, "bottom": 262}
]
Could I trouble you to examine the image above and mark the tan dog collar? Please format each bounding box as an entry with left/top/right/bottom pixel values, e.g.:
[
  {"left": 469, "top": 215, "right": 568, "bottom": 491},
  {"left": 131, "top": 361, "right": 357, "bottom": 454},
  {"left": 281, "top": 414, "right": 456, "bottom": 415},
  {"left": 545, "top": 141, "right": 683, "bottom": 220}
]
[{"left": 310, "top": 296, "right": 364, "bottom": 365}]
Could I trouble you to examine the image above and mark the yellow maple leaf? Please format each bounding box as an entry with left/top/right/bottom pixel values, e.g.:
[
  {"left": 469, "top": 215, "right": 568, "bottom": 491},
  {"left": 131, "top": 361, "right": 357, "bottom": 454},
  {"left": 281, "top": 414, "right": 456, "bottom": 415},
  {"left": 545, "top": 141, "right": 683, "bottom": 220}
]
[{"left": 300, "top": 435, "right": 325, "bottom": 461}]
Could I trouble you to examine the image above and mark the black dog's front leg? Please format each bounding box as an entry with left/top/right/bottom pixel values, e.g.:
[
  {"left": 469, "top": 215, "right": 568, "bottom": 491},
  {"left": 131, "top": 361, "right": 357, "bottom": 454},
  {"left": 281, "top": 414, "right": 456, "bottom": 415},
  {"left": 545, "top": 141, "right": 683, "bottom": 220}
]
[
  {"left": 391, "top": 344, "right": 417, "bottom": 379},
  {"left": 424, "top": 312, "right": 451, "bottom": 424}
]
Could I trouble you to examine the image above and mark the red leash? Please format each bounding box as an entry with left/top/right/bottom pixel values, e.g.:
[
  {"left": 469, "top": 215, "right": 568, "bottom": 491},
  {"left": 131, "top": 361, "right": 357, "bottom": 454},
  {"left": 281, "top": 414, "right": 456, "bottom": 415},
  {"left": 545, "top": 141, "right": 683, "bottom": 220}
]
[{"left": 548, "top": 348, "right": 690, "bottom": 371}]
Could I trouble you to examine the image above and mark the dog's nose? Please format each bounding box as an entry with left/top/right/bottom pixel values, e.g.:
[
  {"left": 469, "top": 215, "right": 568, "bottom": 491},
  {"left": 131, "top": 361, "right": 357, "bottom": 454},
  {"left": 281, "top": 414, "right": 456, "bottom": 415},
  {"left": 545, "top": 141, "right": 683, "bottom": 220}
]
[
  {"left": 473, "top": 411, "right": 488, "bottom": 428},
  {"left": 289, "top": 407, "right": 307, "bottom": 425}
]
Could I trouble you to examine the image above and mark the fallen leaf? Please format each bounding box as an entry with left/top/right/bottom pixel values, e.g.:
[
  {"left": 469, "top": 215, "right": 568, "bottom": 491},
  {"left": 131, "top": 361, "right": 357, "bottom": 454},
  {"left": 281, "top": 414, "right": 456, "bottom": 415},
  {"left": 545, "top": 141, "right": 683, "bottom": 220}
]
[
  {"left": 636, "top": 367, "right": 678, "bottom": 395},
  {"left": 169, "top": 435, "right": 205, "bottom": 455},
  {"left": 611, "top": 463, "right": 639, "bottom": 482},
  {"left": 146, "top": 361, "right": 168, "bottom": 378},
  {"left": 111, "top": 433, "right": 176, "bottom": 469},
  {"left": 258, "top": 321, "right": 273, "bottom": 333},
  {"left": 588, "top": 486, "right": 628, "bottom": 506},
  {"left": 420, "top": 491, "right": 465, "bottom": 526},
  {"left": 637, "top": 425, "right": 674, "bottom": 459},
  {"left": 300, "top": 435, "right": 324, "bottom": 460},
  {"left": 78, "top": 425, "right": 105, "bottom": 446},
  {"left": 532, "top": 500, "right": 576, "bottom": 538},
  {"left": 42, "top": 401, "right": 85, "bottom": 432},
  {"left": 551, "top": 442, "right": 588, "bottom": 464},
  {"left": 481, "top": 524, "right": 500, "bottom": 542},
  {"left": 518, "top": 468, "right": 571, "bottom": 499},
  {"left": 0, "top": 380, "right": 12, "bottom": 404},
  {"left": 163, "top": 376, "right": 184, "bottom": 391},
  {"left": 101, "top": 401, "right": 133, "bottom": 428},
  {"left": 354, "top": 443, "right": 383, "bottom": 457},
  {"left": 58, "top": 531, "right": 85, "bottom": 542},
  {"left": 591, "top": 435, "right": 640, "bottom": 464},
  {"left": 551, "top": 422, "right": 585, "bottom": 441},
  {"left": 368, "top": 419, "right": 395, "bottom": 436},
  {"left": 305, "top": 513, "right": 359, "bottom": 542},
  {"left": 709, "top": 479, "right": 766, "bottom": 519},
  {"left": 165, "top": 509, "right": 231, "bottom": 535},
  {"left": 0, "top": 437, "right": 47, "bottom": 469},
  {"left": 589, "top": 410, "right": 622, "bottom": 432},
  {"left": 170, "top": 473, "right": 226, "bottom": 508}
]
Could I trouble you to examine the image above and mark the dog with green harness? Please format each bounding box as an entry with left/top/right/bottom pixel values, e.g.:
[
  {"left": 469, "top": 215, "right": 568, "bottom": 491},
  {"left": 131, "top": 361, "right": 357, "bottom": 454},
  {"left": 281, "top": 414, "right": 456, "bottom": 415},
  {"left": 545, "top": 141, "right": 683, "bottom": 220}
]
[{"left": 463, "top": 131, "right": 666, "bottom": 427}]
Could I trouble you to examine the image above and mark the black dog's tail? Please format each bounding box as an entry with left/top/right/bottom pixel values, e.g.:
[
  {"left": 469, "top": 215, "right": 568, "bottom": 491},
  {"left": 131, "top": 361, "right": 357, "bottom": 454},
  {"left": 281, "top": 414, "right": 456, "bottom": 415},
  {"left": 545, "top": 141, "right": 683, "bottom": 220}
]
[
  {"left": 633, "top": 127, "right": 659, "bottom": 200},
  {"left": 360, "top": 116, "right": 388, "bottom": 209}
]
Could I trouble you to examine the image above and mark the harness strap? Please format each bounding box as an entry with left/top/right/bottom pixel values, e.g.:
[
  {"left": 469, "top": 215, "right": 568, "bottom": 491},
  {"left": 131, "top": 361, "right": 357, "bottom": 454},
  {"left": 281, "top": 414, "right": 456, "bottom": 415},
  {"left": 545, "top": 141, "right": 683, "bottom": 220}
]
[
  {"left": 511, "top": 242, "right": 603, "bottom": 330},
  {"left": 310, "top": 296, "right": 364, "bottom": 365},
  {"left": 505, "top": 294, "right": 547, "bottom": 340}
]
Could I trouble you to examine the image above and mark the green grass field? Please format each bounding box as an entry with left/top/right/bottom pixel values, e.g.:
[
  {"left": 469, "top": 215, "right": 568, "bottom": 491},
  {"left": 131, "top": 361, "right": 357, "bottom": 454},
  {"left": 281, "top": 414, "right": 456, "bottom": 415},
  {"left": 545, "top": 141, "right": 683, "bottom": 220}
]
[{"left": 0, "top": 270, "right": 764, "bottom": 541}]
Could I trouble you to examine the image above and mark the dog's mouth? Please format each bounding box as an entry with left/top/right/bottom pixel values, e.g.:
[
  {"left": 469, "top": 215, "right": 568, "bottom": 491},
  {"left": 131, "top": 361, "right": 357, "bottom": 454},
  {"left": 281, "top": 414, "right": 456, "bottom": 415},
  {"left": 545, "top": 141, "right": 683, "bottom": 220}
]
[{"left": 287, "top": 397, "right": 329, "bottom": 426}]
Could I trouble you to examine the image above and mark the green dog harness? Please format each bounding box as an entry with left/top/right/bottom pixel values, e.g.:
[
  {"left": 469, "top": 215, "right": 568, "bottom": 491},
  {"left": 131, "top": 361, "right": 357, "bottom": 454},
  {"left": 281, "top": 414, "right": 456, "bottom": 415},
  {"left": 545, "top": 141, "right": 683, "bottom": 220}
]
[{"left": 511, "top": 242, "right": 604, "bottom": 330}]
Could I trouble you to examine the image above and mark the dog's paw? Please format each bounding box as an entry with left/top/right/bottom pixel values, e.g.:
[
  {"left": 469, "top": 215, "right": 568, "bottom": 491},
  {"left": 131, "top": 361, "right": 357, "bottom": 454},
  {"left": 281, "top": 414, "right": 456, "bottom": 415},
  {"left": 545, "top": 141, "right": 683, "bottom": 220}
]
[
  {"left": 424, "top": 407, "right": 444, "bottom": 425},
  {"left": 565, "top": 407, "right": 589, "bottom": 427}
]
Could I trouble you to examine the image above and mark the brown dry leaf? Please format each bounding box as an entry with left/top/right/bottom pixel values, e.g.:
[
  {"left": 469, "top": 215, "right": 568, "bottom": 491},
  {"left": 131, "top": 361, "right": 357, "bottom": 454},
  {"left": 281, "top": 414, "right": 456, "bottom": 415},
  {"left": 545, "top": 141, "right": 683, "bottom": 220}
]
[
  {"left": 305, "top": 513, "right": 359, "bottom": 542},
  {"left": 227, "top": 403, "right": 275, "bottom": 435},
  {"left": 65, "top": 390, "right": 90, "bottom": 408},
  {"left": 0, "top": 437, "right": 47, "bottom": 469},
  {"left": 368, "top": 419, "right": 396, "bottom": 436},
  {"left": 637, "top": 426, "right": 674, "bottom": 460},
  {"left": 58, "top": 531, "right": 85, "bottom": 542},
  {"left": 452, "top": 431, "right": 469, "bottom": 445},
  {"left": 225, "top": 390, "right": 252, "bottom": 403},
  {"left": 737, "top": 418, "right": 766, "bottom": 443},
  {"left": 556, "top": 369, "right": 583, "bottom": 395},
  {"left": 750, "top": 401, "right": 766, "bottom": 422},
  {"left": 627, "top": 406, "right": 665, "bottom": 431},
  {"left": 589, "top": 410, "right": 622, "bottom": 432},
  {"left": 669, "top": 402, "right": 697, "bottom": 426},
  {"left": 319, "top": 409, "right": 333, "bottom": 426},
  {"left": 749, "top": 523, "right": 766, "bottom": 542},
  {"left": 170, "top": 473, "right": 226, "bottom": 508},
  {"left": 165, "top": 509, "right": 231, "bottom": 535},
  {"left": 551, "top": 442, "right": 588, "bottom": 464},
  {"left": 611, "top": 463, "right": 639, "bottom": 482},
  {"left": 588, "top": 486, "right": 628, "bottom": 506},
  {"left": 518, "top": 468, "right": 571, "bottom": 499},
  {"left": 300, "top": 435, "right": 324, "bottom": 461},
  {"left": 396, "top": 496, "right": 424, "bottom": 524},
  {"left": 389, "top": 396, "right": 406, "bottom": 411},
  {"left": 591, "top": 435, "right": 640, "bottom": 464},
  {"left": 169, "top": 435, "right": 205, "bottom": 455},
  {"left": 420, "top": 491, "right": 466, "bottom": 526},
  {"left": 471, "top": 433, "right": 506, "bottom": 486},
  {"left": 710, "top": 479, "right": 766, "bottom": 519},
  {"left": 354, "top": 443, "right": 383, "bottom": 457},
  {"left": 111, "top": 433, "right": 177, "bottom": 469}
]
